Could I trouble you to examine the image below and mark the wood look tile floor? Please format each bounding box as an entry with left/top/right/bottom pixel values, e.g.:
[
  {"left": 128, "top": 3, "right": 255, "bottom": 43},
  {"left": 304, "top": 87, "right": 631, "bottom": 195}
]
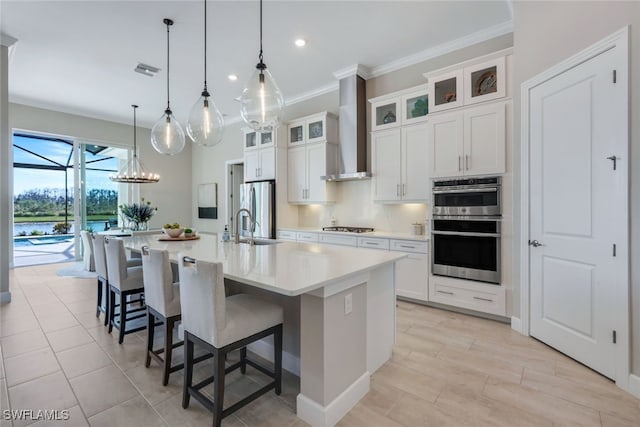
[{"left": 1, "top": 263, "right": 639, "bottom": 426}]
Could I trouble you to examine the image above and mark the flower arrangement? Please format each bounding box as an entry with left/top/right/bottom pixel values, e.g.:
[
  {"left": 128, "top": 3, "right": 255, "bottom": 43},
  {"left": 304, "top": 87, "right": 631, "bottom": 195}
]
[{"left": 119, "top": 198, "right": 157, "bottom": 231}]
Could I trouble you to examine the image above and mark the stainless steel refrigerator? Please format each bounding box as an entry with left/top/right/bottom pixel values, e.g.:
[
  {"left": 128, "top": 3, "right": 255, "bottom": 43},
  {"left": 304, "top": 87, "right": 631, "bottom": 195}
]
[{"left": 239, "top": 180, "right": 275, "bottom": 239}]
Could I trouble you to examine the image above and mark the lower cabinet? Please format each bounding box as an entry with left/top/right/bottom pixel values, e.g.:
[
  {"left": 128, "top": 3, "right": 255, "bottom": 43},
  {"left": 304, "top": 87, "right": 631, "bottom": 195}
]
[
  {"left": 390, "top": 239, "right": 428, "bottom": 302},
  {"left": 428, "top": 274, "right": 506, "bottom": 316}
]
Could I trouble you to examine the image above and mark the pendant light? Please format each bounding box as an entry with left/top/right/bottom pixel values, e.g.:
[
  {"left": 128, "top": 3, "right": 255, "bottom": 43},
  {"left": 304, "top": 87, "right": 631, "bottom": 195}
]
[
  {"left": 187, "top": 0, "right": 225, "bottom": 147},
  {"left": 151, "top": 18, "right": 185, "bottom": 155},
  {"left": 110, "top": 105, "right": 160, "bottom": 183},
  {"left": 239, "top": 0, "right": 285, "bottom": 132}
]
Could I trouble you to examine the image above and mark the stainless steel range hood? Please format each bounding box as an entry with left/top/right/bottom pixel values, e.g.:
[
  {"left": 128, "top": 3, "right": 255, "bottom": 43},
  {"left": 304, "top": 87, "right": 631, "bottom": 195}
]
[{"left": 321, "top": 74, "right": 371, "bottom": 181}]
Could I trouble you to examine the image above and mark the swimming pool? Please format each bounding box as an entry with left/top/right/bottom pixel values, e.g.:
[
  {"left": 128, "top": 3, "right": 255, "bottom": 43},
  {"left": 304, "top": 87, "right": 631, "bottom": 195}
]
[{"left": 14, "top": 235, "right": 74, "bottom": 247}]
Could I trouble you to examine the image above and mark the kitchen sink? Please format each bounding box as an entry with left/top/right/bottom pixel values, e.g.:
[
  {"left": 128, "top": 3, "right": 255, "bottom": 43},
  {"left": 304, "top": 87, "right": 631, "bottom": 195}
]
[{"left": 238, "top": 239, "right": 281, "bottom": 246}]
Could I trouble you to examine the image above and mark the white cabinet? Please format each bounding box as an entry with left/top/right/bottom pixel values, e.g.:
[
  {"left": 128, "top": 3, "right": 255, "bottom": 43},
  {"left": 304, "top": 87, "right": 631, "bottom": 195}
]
[
  {"left": 318, "top": 234, "right": 357, "bottom": 247},
  {"left": 287, "top": 112, "right": 338, "bottom": 146},
  {"left": 277, "top": 230, "right": 297, "bottom": 241},
  {"left": 428, "top": 102, "right": 506, "bottom": 178},
  {"left": 390, "top": 239, "right": 428, "bottom": 301},
  {"left": 296, "top": 231, "right": 319, "bottom": 242},
  {"left": 243, "top": 127, "right": 281, "bottom": 182},
  {"left": 287, "top": 143, "right": 337, "bottom": 204},
  {"left": 372, "top": 123, "right": 430, "bottom": 202},
  {"left": 370, "top": 84, "right": 429, "bottom": 132},
  {"left": 429, "top": 275, "right": 506, "bottom": 316},
  {"left": 371, "top": 98, "right": 401, "bottom": 131},
  {"left": 244, "top": 147, "right": 275, "bottom": 181}
]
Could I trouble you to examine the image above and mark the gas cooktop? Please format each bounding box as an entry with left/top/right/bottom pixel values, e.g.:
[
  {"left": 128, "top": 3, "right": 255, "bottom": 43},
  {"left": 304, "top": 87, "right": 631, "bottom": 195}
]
[{"left": 322, "top": 226, "right": 374, "bottom": 233}]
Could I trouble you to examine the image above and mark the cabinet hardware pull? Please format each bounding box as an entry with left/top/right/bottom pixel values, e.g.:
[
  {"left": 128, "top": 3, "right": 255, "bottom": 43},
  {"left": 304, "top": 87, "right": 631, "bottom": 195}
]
[
  {"left": 465, "top": 155, "right": 469, "bottom": 170},
  {"left": 473, "top": 296, "right": 493, "bottom": 302},
  {"left": 365, "top": 242, "right": 377, "bottom": 245},
  {"left": 403, "top": 183, "right": 406, "bottom": 196},
  {"left": 399, "top": 245, "right": 416, "bottom": 249},
  {"left": 437, "top": 290, "right": 454, "bottom": 295},
  {"left": 396, "top": 184, "right": 400, "bottom": 197},
  {"left": 458, "top": 156, "right": 462, "bottom": 171}
]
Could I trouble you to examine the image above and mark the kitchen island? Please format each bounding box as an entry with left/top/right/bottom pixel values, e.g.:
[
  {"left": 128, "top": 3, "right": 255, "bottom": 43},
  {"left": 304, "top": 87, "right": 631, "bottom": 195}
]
[{"left": 120, "top": 233, "right": 405, "bottom": 427}]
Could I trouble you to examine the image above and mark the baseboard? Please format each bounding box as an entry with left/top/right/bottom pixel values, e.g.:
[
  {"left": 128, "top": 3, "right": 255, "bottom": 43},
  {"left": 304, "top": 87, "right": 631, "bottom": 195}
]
[
  {"left": 297, "top": 371, "right": 370, "bottom": 427},
  {"left": 511, "top": 316, "right": 523, "bottom": 334},
  {"left": 247, "top": 339, "right": 300, "bottom": 377},
  {"left": 0, "top": 291, "right": 11, "bottom": 304},
  {"left": 629, "top": 374, "right": 640, "bottom": 399}
]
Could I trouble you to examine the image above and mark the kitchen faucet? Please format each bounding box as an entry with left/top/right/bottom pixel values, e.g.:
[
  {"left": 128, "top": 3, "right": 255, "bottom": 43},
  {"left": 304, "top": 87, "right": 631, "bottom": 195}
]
[{"left": 234, "top": 208, "right": 255, "bottom": 245}]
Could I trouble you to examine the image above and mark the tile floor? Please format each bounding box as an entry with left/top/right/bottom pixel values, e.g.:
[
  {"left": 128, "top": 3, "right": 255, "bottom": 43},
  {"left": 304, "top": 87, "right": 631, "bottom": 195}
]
[{"left": 1, "top": 263, "right": 639, "bottom": 426}]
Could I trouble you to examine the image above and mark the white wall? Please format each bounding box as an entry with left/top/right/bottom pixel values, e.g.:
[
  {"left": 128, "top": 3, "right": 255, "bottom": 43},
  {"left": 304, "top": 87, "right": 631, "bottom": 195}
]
[
  {"left": 512, "top": 1, "right": 640, "bottom": 373},
  {"left": 9, "top": 103, "right": 192, "bottom": 230},
  {"left": 1, "top": 44, "right": 12, "bottom": 302}
]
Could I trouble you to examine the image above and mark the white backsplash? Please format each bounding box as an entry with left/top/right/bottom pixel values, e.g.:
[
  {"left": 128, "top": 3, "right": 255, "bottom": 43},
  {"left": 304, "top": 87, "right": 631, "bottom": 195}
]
[{"left": 297, "top": 180, "right": 428, "bottom": 233}]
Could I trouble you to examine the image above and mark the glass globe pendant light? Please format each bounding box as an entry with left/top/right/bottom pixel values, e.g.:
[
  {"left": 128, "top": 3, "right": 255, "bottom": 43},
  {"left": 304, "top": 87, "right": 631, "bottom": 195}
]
[
  {"left": 151, "top": 18, "right": 185, "bottom": 155},
  {"left": 239, "top": 0, "right": 285, "bottom": 132},
  {"left": 110, "top": 105, "right": 160, "bottom": 183},
  {"left": 187, "top": 0, "right": 224, "bottom": 147}
]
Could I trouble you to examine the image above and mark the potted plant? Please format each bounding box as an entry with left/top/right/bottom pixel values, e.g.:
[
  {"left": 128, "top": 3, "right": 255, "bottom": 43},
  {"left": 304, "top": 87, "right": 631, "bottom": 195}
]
[{"left": 119, "top": 198, "right": 157, "bottom": 231}]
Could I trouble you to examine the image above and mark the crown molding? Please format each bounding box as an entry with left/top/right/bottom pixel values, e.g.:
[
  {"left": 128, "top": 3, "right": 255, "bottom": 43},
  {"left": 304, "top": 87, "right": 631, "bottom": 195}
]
[
  {"left": 333, "top": 64, "right": 371, "bottom": 80},
  {"left": 368, "top": 20, "right": 513, "bottom": 79},
  {"left": 1, "top": 34, "right": 17, "bottom": 47}
]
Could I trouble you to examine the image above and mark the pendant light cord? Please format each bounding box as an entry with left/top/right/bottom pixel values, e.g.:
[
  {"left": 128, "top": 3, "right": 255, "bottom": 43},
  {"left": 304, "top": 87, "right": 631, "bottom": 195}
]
[
  {"left": 166, "top": 21, "right": 171, "bottom": 111},
  {"left": 132, "top": 105, "right": 138, "bottom": 158},
  {"left": 203, "top": 0, "right": 208, "bottom": 91},
  {"left": 258, "top": 0, "right": 264, "bottom": 65}
]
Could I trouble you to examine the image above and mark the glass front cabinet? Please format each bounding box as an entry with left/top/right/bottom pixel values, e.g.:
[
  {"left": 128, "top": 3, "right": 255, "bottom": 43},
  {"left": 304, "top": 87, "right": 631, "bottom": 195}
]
[
  {"left": 401, "top": 85, "right": 429, "bottom": 125},
  {"left": 463, "top": 56, "right": 506, "bottom": 105},
  {"left": 428, "top": 69, "right": 464, "bottom": 113},
  {"left": 287, "top": 112, "right": 337, "bottom": 146},
  {"left": 243, "top": 129, "right": 275, "bottom": 150},
  {"left": 371, "top": 99, "right": 400, "bottom": 131}
]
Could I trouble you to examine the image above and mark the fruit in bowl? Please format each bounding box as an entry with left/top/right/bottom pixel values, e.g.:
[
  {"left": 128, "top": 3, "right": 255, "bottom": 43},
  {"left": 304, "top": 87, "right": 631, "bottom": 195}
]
[
  {"left": 184, "top": 228, "right": 196, "bottom": 238},
  {"left": 162, "top": 223, "right": 184, "bottom": 238}
]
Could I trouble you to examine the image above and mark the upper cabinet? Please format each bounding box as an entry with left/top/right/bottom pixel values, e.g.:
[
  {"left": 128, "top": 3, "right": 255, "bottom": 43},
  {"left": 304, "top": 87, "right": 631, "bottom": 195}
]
[
  {"left": 426, "top": 51, "right": 510, "bottom": 113},
  {"left": 370, "top": 83, "right": 429, "bottom": 131},
  {"left": 287, "top": 112, "right": 338, "bottom": 146},
  {"left": 428, "top": 69, "right": 464, "bottom": 113},
  {"left": 243, "top": 127, "right": 283, "bottom": 182}
]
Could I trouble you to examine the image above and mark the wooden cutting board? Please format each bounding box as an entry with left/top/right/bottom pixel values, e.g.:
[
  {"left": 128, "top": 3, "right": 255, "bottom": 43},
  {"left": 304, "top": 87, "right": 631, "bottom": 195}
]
[{"left": 157, "top": 235, "right": 200, "bottom": 241}]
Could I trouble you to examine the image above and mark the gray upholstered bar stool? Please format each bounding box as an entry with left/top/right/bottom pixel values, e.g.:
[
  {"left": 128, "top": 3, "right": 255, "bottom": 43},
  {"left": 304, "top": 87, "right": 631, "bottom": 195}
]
[
  {"left": 80, "top": 230, "right": 95, "bottom": 272},
  {"left": 141, "top": 246, "right": 183, "bottom": 386},
  {"left": 178, "top": 256, "right": 283, "bottom": 427},
  {"left": 92, "top": 234, "right": 141, "bottom": 325},
  {"left": 104, "top": 237, "right": 146, "bottom": 344}
]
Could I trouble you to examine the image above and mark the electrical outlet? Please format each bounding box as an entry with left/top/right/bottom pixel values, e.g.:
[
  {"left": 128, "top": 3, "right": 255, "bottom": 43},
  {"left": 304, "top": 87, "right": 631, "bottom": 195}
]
[{"left": 344, "top": 293, "right": 352, "bottom": 315}]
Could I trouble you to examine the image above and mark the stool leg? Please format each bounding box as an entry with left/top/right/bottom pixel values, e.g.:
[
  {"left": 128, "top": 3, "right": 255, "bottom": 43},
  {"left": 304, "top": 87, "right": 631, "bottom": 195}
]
[
  {"left": 103, "top": 281, "right": 110, "bottom": 327},
  {"left": 240, "top": 347, "right": 247, "bottom": 374},
  {"left": 182, "top": 333, "right": 193, "bottom": 409},
  {"left": 274, "top": 324, "right": 282, "bottom": 395},
  {"left": 163, "top": 316, "right": 173, "bottom": 386},
  {"left": 118, "top": 291, "right": 126, "bottom": 344},
  {"left": 96, "top": 278, "right": 102, "bottom": 318},
  {"left": 108, "top": 288, "right": 115, "bottom": 334},
  {"left": 145, "top": 309, "right": 154, "bottom": 368},
  {"left": 212, "top": 348, "right": 225, "bottom": 427}
]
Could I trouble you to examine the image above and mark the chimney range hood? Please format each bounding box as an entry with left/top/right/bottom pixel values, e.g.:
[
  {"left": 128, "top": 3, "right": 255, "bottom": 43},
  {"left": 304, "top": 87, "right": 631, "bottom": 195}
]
[{"left": 321, "top": 73, "right": 371, "bottom": 181}]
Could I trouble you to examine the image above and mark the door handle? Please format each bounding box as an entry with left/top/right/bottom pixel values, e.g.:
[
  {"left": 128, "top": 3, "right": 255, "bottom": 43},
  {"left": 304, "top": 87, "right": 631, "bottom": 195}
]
[
  {"left": 528, "top": 239, "right": 543, "bottom": 247},
  {"left": 607, "top": 155, "right": 617, "bottom": 170}
]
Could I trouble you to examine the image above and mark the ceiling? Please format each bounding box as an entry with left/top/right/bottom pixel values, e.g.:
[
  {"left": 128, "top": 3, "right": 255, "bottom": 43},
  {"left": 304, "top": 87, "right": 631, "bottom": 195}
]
[{"left": 2, "top": 1, "right": 512, "bottom": 129}]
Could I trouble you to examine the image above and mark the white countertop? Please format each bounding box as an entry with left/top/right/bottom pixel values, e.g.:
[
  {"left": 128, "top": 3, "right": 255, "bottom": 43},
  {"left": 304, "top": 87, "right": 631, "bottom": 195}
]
[
  {"left": 279, "top": 226, "right": 429, "bottom": 242},
  {"left": 120, "top": 234, "right": 405, "bottom": 297}
]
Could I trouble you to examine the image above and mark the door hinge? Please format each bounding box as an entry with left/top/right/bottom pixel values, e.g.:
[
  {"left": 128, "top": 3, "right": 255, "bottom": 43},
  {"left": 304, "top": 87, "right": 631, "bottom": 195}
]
[
  {"left": 613, "top": 330, "right": 617, "bottom": 344},
  {"left": 613, "top": 69, "right": 617, "bottom": 83},
  {"left": 613, "top": 243, "right": 617, "bottom": 257}
]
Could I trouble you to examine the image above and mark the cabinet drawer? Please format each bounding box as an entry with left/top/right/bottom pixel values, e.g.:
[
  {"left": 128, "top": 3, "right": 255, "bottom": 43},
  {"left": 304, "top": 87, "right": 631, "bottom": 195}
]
[
  {"left": 296, "top": 232, "right": 319, "bottom": 242},
  {"left": 319, "top": 234, "right": 357, "bottom": 247},
  {"left": 358, "top": 237, "right": 390, "bottom": 250},
  {"left": 390, "top": 240, "right": 427, "bottom": 254},
  {"left": 429, "top": 278, "right": 505, "bottom": 316},
  {"left": 277, "top": 230, "right": 297, "bottom": 241}
]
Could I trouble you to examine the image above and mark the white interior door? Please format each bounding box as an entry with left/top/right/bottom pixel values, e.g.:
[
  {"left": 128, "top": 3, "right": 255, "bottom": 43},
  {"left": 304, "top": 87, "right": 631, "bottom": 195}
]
[{"left": 529, "top": 46, "right": 626, "bottom": 380}]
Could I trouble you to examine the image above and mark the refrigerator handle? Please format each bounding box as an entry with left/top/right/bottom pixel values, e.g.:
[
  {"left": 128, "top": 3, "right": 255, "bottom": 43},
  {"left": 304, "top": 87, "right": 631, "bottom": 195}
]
[{"left": 251, "top": 186, "right": 257, "bottom": 232}]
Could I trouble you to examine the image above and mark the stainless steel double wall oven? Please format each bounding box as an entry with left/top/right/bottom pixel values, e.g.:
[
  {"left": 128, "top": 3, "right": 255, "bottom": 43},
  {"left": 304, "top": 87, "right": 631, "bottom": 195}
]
[{"left": 431, "top": 177, "right": 501, "bottom": 284}]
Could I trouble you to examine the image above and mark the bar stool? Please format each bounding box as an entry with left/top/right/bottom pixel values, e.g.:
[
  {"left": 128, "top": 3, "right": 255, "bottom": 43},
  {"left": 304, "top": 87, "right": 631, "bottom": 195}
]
[
  {"left": 80, "top": 230, "right": 95, "bottom": 272},
  {"left": 104, "top": 237, "right": 146, "bottom": 344},
  {"left": 178, "top": 256, "right": 283, "bottom": 427},
  {"left": 141, "top": 246, "right": 183, "bottom": 386},
  {"left": 92, "top": 234, "right": 141, "bottom": 325}
]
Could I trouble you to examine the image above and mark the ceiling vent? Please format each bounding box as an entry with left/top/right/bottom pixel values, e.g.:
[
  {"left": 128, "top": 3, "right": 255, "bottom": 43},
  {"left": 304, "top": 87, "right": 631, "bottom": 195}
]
[{"left": 134, "top": 63, "right": 160, "bottom": 77}]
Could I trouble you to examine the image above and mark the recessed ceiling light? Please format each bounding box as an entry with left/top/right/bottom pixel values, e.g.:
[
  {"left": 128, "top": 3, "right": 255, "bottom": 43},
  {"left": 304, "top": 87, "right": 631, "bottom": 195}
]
[
  {"left": 294, "top": 38, "right": 306, "bottom": 47},
  {"left": 228, "top": 74, "right": 238, "bottom": 81}
]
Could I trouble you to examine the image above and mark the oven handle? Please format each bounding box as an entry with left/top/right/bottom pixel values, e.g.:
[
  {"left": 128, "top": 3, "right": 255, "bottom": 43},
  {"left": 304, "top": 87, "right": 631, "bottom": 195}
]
[
  {"left": 431, "top": 230, "right": 501, "bottom": 238},
  {"left": 433, "top": 187, "right": 498, "bottom": 194}
]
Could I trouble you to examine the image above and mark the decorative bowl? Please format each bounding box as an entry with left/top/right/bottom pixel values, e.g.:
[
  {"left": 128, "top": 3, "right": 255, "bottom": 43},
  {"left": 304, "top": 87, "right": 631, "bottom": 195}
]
[{"left": 163, "top": 227, "right": 184, "bottom": 238}]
